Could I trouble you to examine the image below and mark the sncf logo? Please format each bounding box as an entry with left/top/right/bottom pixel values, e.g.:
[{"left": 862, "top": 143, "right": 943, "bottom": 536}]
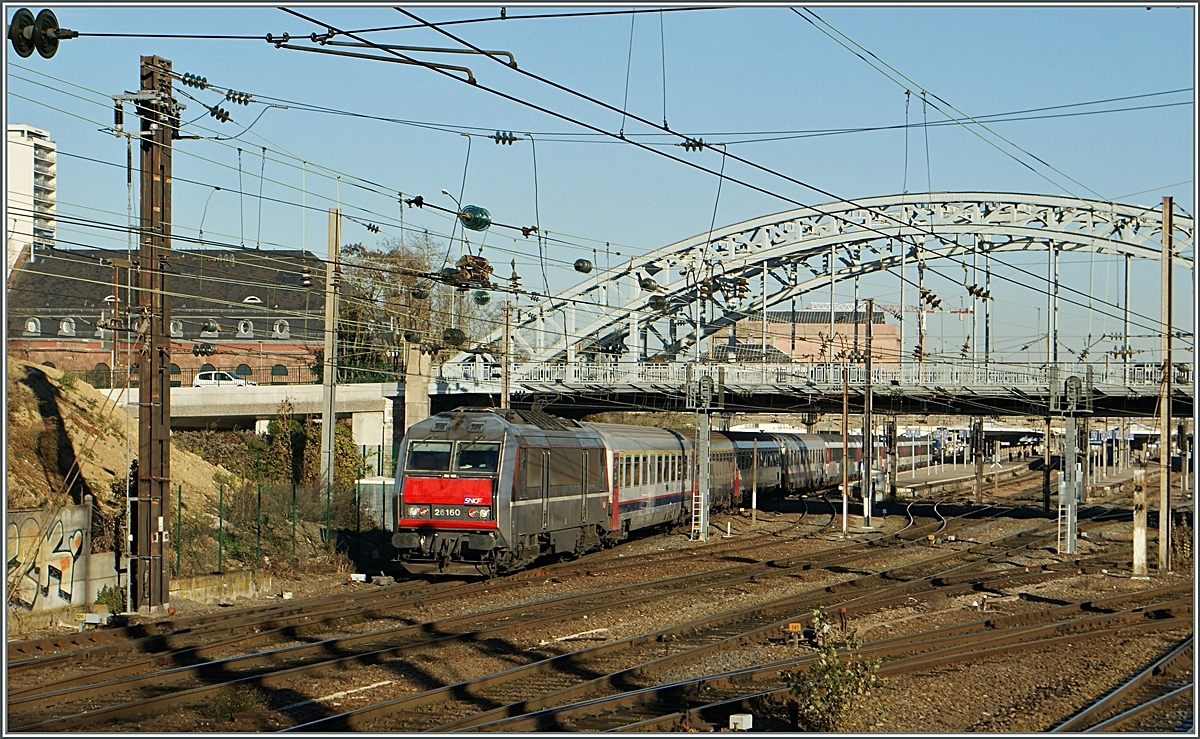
[{"left": 464, "top": 496, "right": 484, "bottom": 505}]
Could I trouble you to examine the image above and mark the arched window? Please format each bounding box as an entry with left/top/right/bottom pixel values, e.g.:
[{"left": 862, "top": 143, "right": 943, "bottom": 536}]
[
  {"left": 169, "top": 363, "right": 181, "bottom": 387},
  {"left": 242, "top": 295, "right": 263, "bottom": 304},
  {"left": 91, "top": 362, "right": 111, "bottom": 389},
  {"left": 23, "top": 317, "right": 41, "bottom": 335},
  {"left": 270, "top": 363, "right": 289, "bottom": 385},
  {"left": 235, "top": 363, "right": 253, "bottom": 377},
  {"left": 41, "top": 360, "right": 56, "bottom": 369},
  {"left": 200, "top": 363, "right": 216, "bottom": 373}
]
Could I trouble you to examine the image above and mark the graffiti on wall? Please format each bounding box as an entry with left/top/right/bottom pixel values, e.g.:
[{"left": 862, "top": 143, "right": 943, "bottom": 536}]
[{"left": 6, "top": 506, "right": 87, "bottom": 610}]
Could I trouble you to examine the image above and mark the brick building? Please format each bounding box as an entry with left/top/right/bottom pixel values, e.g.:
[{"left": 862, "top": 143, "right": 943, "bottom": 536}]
[
  {"left": 732, "top": 307, "right": 901, "bottom": 364},
  {"left": 7, "top": 246, "right": 326, "bottom": 387}
]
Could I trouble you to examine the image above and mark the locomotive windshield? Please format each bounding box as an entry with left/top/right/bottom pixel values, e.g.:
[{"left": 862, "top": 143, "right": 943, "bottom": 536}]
[
  {"left": 406, "top": 441, "right": 452, "bottom": 471},
  {"left": 454, "top": 442, "right": 500, "bottom": 472}
]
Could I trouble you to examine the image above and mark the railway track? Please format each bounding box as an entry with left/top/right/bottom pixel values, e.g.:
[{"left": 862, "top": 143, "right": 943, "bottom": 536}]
[
  {"left": 6, "top": 485, "right": 1109, "bottom": 733},
  {"left": 461, "top": 587, "right": 1191, "bottom": 733},
  {"left": 1053, "top": 634, "right": 1194, "bottom": 732},
  {"left": 278, "top": 515, "right": 1136, "bottom": 732},
  {"left": 6, "top": 463, "right": 1150, "bottom": 733}
]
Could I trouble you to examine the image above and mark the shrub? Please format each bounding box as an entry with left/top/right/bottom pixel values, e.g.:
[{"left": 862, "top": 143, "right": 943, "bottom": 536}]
[
  {"left": 95, "top": 584, "right": 126, "bottom": 613},
  {"left": 208, "top": 685, "right": 267, "bottom": 722},
  {"left": 59, "top": 370, "right": 77, "bottom": 391},
  {"left": 781, "top": 606, "right": 882, "bottom": 732}
]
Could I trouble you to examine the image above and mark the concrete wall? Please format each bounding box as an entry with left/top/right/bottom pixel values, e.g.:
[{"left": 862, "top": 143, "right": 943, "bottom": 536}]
[
  {"left": 6, "top": 502, "right": 122, "bottom": 615},
  {"left": 169, "top": 570, "right": 271, "bottom": 605}
]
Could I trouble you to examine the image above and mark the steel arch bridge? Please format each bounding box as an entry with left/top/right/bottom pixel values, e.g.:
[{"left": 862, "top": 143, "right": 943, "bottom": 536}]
[
  {"left": 459, "top": 191, "right": 1193, "bottom": 366},
  {"left": 433, "top": 192, "right": 1192, "bottom": 417}
]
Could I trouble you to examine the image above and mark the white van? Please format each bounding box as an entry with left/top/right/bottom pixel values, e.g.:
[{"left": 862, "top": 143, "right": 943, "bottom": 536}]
[{"left": 193, "top": 371, "right": 257, "bottom": 387}]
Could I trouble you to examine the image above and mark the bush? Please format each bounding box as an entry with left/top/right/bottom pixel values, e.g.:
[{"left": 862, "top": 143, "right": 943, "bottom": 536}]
[
  {"left": 208, "top": 685, "right": 267, "bottom": 722},
  {"left": 781, "top": 606, "right": 882, "bottom": 732},
  {"left": 58, "top": 370, "right": 77, "bottom": 391},
  {"left": 95, "top": 584, "right": 126, "bottom": 613}
]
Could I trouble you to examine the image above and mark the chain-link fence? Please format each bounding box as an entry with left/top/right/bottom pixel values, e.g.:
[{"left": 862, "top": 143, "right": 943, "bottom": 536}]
[{"left": 168, "top": 473, "right": 395, "bottom": 579}]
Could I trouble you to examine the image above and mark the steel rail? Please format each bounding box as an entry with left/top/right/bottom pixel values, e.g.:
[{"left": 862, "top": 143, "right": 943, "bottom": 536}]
[
  {"left": 1083, "top": 683, "right": 1194, "bottom": 732},
  {"left": 1052, "top": 634, "right": 1194, "bottom": 732},
  {"left": 458, "top": 597, "right": 1192, "bottom": 732}
]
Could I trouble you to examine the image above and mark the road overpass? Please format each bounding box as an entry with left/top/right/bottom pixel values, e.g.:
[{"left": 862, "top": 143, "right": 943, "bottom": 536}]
[{"left": 103, "top": 382, "right": 400, "bottom": 450}]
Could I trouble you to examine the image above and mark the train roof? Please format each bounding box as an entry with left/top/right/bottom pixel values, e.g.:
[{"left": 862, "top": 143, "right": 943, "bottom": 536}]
[{"left": 427, "top": 407, "right": 582, "bottom": 431}]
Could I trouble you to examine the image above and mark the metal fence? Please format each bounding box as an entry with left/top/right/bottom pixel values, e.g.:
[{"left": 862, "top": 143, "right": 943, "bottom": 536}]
[
  {"left": 167, "top": 472, "right": 396, "bottom": 579},
  {"left": 439, "top": 359, "right": 1192, "bottom": 390}
]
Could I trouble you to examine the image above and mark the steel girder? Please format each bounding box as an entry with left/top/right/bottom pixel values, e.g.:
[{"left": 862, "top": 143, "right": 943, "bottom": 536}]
[{"left": 454, "top": 192, "right": 1193, "bottom": 366}]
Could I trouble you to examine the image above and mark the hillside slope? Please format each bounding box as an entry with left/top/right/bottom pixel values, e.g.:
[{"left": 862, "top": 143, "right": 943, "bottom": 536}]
[{"left": 6, "top": 359, "right": 237, "bottom": 521}]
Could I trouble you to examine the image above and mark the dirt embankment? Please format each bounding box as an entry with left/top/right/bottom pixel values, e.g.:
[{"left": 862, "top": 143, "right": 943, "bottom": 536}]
[{"left": 6, "top": 358, "right": 237, "bottom": 525}]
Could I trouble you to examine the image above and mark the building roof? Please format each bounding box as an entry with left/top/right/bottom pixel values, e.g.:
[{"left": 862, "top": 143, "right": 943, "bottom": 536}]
[
  {"left": 9, "top": 247, "right": 325, "bottom": 314},
  {"left": 8, "top": 247, "right": 326, "bottom": 341}
]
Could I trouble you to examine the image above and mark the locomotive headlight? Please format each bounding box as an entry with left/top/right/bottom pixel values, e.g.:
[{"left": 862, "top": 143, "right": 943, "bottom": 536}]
[
  {"left": 407, "top": 506, "right": 424, "bottom": 517},
  {"left": 478, "top": 508, "right": 490, "bottom": 518}
]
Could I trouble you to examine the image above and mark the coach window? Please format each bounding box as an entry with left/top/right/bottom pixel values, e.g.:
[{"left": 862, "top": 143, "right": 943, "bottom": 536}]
[
  {"left": 586, "top": 450, "right": 604, "bottom": 489},
  {"left": 520, "top": 451, "right": 545, "bottom": 500},
  {"left": 455, "top": 442, "right": 500, "bottom": 472},
  {"left": 407, "top": 441, "right": 452, "bottom": 471},
  {"left": 549, "top": 448, "right": 584, "bottom": 488},
  {"left": 633, "top": 456, "right": 642, "bottom": 487}
]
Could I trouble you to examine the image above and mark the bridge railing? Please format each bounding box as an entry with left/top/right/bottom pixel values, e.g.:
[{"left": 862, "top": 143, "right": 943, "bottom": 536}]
[{"left": 438, "top": 360, "right": 1189, "bottom": 391}]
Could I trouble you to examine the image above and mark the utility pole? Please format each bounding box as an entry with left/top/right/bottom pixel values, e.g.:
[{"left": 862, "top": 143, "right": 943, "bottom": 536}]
[
  {"left": 862, "top": 298, "right": 874, "bottom": 528},
  {"left": 1061, "top": 376, "right": 1083, "bottom": 555},
  {"left": 131, "top": 55, "right": 178, "bottom": 613},
  {"left": 501, "top": 300, "right": 511, "bottom": 409},
  {"left": 689, "top": 368, "right": 712, "bottom": 542},
  {"left": 319, "top": 208, "right": 341, "bottom": 541},
  {"left": 917, "top": 261, "right": 927, "bottom": 363},
  {"left": 1158, "top": 196, "right": 1173, "bottom": 572},
  {"left": 886, "top": 417, "right": 898, "bottom": 502},
  {"left": 750, "top": 437, "right": 758, "bottom": 528},
  {"left": 841, "top": 367, "right": 849, "bottom": 538},
  {"left": 973, "top": 418, "right": 984, "bottom": 505}
]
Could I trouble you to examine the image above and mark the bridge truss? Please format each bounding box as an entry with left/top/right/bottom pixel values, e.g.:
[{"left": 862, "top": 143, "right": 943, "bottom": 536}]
[{"left": 439, "top": 192, "right": 1192, "bottom": 417}]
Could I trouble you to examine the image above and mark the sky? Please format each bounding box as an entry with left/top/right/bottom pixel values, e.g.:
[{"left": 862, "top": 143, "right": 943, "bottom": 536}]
[{"left": 5, "top": 4, "right": 1196, "bottom": 366}]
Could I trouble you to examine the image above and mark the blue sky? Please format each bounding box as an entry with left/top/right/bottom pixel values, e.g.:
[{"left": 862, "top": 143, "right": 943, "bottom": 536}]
[{"left": 6, "top": 5, "right": 1195, "bottom": 363}]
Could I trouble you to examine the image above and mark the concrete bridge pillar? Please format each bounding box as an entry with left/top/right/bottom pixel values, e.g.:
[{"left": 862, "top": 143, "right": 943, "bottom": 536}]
[{"left": 402, "top": 344, "right": 432, "bottom": 436}]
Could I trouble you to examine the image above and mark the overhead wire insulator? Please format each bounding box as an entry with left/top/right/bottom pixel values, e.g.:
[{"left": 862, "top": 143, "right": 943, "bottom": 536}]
[
  {"left": 491, "top": 130, "right": 521, "bottom": 145},
  {"left": 225, "top": 89, "right": 253, "bottom": 105},
  {"left": 403, "top": 195, "right": 424, "bottom": 208},
  {"left": 472, "top": 290, "right": 491, "bottom": 306},
  {"left": 300, "top": 266, "right": 312, "bottom": 288},
  {"left": 573, "top": 259, "right": 593, "bottom": 274},
  {"left": 458, "top": 205, "right": 492, "bottom": 232},
  {"left": 208, "top": 105, "right": 231, "bottom": 123},
  {"left": 365, "top": 223, "right": 380, "bottom": 233},
  {"left": 676, "top": 137, "right": 705, "bottom": 152},
  {"left": 180, "top": 72, "right": 209, "bottom": 89}
]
